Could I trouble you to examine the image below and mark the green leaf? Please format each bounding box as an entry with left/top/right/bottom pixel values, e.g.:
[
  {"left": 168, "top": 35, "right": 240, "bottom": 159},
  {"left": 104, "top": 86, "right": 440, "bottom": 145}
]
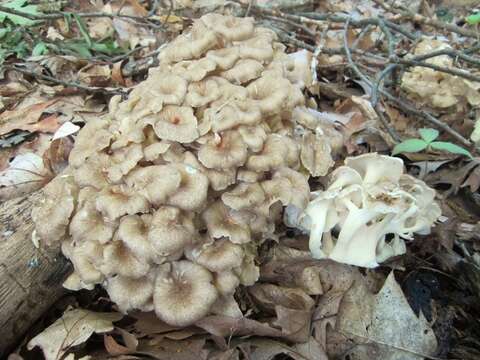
[
  {"left": 73, "top": 14, "right": 92, "bottom": 48},
  {"left": 65, "top": 42, "right": 92, "bottom": 58},
  {"left": 392, "top": 139, "right": 428, "bottom": 155},
  {"left": 467, "top": 13, "right": 480, "bottom": 25},
  {"left": 0, "top": 0, "right": 42, "bottom": 26},
  {"left": 418, "top": 128, "right": 439, "bottom": 143},
  {"left": 430, "top": 141, "right": 473, "bottom": 159},
  {"left": 32, "top": 42, "right": 47, "bottom": 56}
]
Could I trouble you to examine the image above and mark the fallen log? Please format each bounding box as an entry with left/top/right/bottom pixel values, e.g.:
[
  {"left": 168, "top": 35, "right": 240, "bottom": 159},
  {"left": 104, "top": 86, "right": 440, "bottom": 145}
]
[{"left": 0, "top": 191, "right": 69, "bottom": 356}]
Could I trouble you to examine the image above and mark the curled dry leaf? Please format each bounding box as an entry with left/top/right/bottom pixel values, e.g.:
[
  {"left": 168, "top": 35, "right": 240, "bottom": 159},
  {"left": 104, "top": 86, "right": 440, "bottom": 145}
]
[{"left": 27, "top": 308, "right": 123, "bottom": 360}]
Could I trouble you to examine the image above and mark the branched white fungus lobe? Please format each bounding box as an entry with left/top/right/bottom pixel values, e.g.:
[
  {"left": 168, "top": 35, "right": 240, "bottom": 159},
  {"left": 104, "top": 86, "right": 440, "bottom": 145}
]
[
  {"left": 32, "top": 14, "right": 347, "bottom": 326},
  {"left": 290, "top": 153, "right": 441, "bottom": 268}
]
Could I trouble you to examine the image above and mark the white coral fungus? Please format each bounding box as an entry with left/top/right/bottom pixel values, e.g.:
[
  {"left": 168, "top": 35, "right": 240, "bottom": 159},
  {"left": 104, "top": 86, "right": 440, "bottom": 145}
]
[{"left": 292, "top": 153, "right": 441, "bottom": 268}]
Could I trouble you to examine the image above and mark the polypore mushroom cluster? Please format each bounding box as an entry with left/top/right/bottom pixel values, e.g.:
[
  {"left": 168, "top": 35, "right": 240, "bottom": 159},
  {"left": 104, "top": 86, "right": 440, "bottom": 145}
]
[
  {"left": 31, "top": 14, "right": 337, "bottom": 326},
  {"left": 289, "top": 153, "right": 441, "bottom": 268}
]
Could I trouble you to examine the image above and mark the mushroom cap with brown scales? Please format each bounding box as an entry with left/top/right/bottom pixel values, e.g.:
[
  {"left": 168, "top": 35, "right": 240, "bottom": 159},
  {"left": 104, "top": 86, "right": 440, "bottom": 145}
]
[{"left": 31, "top": 13, "right": 350, "bottom": 327}]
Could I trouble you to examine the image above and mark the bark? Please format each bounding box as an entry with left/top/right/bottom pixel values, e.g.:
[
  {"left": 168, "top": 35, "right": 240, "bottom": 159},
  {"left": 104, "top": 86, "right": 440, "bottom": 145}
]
[{"left": 0, "top": 191, "right": 69, "bottom": 356}]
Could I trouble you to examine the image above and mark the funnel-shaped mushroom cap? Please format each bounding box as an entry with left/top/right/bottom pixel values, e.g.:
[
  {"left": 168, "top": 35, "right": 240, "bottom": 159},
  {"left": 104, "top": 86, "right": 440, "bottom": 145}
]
[
  {"left": 221, "top": 182, "right": 265, "bottom": 211},
  {"left": 198, "top": 131, "right": 248, "bottom": 169},
  {"left": 107, "top": 144, "right": 144, "bottom": 183},
  {"left": 70, "top": 188, "right": 115, "bottom": 244},
  {"left": 150, "top": 105, "right": 199, "bottom": 143},
  {"left": 236, "top": 33, "right": 274, "bottom": 62},
  {"left": 208, "top": 100, "right": 261, "bottom": 133},
  {"left": 100, "top": 240, "right": 151, "bottom": 278},
  {"left": 148, "top": 206, "right": 196, "bottom": 256},
  {"left": 238, "top": 125, "right": 268, "bottom": 153},
  {"left": 187, "top": 238, "right": 244, "bottom": 272},
  {"left": 202, "top": 201, "right": 251, "bottom": 244},
  {"left": 73, "top": 153, "right": 111, "bottom": 189},
  {"left": 69, "top": 118, "right": 113, "bottom": 168},
  {"left": 130, "top": 73, "right": 188, "bottom": 112},
  {"left": 172, "top": 58, "right": 217, "bottom": 82},
  {"left": 106, "top": 274, "right": 155, "bottom": 313},
  {"left": 166, "top": 163, "right": 209, "bottom": 211},
  {"left": 185, "top": 78, "right": 221, "bottom": 108},
  {"left": 206, "top": 47, "right": 240, "bottom": 70},
  {"left": 214, "top": 271, "right": 240, "bottom": 296},
  {"left": 158, "top": 22, "right": 218, "bottom": 63},
  {"left": 202, "top": 13, "right": 255, "bottom": 41},
  {"left": 246, "top": 134, "right": 290, "bottom": 172},
  {"left": 183, "top": 151, "right": 236, "bottom": 191},
  {"left": 247, "top": 76, "right": 291, "bottom": 114},
  {"left": 117, "top": 215, "right": 156, "bottom": 261},
  {"left": 125, "top": 165, "right": 181, "bottom": 206},
  {"left": 62, "top": 240, "right": 104, "bottom": 285},
  {"left": 96, "top": 185, "right": 149, "bottom": 221},
  {"left": 221, "top": 59, "right": 264, "bottom": 84},
  {"left": 154, "top": 261, "right": 218, "bottom": 326},
  {"left": 32, "top": 176, "right": 78, "bottom": 245}
]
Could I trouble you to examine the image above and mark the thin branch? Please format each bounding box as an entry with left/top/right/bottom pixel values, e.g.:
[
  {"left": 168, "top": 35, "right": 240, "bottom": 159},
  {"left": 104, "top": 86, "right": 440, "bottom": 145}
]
[
  {"left": 396, "top": 58, "right": 480, "bottom": 83},
  {"left": 3, "top": 65, "right": 127, "bottom": 95}
]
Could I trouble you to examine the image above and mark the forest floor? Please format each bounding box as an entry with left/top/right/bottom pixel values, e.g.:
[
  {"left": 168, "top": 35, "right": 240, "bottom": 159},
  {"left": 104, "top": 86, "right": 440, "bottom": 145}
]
[{"left": 1, "top": 0, "right": 480, "bottom": 359}]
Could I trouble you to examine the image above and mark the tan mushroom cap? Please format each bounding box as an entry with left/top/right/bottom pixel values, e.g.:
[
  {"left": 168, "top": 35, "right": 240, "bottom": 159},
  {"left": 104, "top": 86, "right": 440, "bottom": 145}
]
[
  {"left": 143, "top": 141, "right": 171, "bottom": 162},
  {"left": 70, "top": 188, "right": 116, "bottom": 245},
  {"left": 247, "top": 75, "right": 291, "bottom": 114},
  {"left": 221, "top": 182, "right": 265, "bottom": 211},
  {"left": 149, "top": 105, "right": 199, "bottom": 143},
  {"left": 236, "top": 169, "right": 265, "bottom": 183},
  {"left": 183, "top": 151, "right": 236, "bottom": 191},
  {"left": 221, "top": 59, "right": 264, "bottom": 84},
  {"left": 202, "top": 201, "right": 251, "bottom": 244},
  {"left": 148, "top": 206, "right": 196, "bottom": 256},
  {"left": 69, "top": 118, "right": 113, "bottom": 168},
  {"left": 214, "top": 271, "right": 240, "bottom": 296},
  {"left": 208, "top": 100, "right": 261, "bottom": 133},
  {"left": 126, "top": 165, "right": 181, "bottom": 206},
  {"left": 166, "top": 163, "right": 209, "bottom": 211},
  {"left": 187, "top": 238, "right": 244, "bottom": 272},
  {"left": 62, "top": 240, "right": 104, "bottom": 285},
  {"left": 201, "top": 13, "right": 255, "bottom": 41},
  {"left": 300, "top": 131, "right": 334, "bottom": 177},
  {"left": 32, "top": 175, "right": 78, "bottom": 245},
  {"left": 172, "top": 58, "right": 217, "bottom": 82},
  {"left": 238, "top": 125, "right": 267, "bottom": 153},
  {"left": 257, "top": 177, "right": 292, "bottom": 217},
  {"left": 96, "top": 184, "right": 149, "bottom": 221},
  {"left": 130, "top": 73, "right": 188, "bottom": 113},
  {"left": 106, "top": 274, "right": 155, "bottom": 313},
  {"left": 273, "top": 167, "right": 310, "bottom": 209},
  {"left": 154, "top": 260, "right": 218, "bottom": 326},
  {"left": 158, "top": 22, "right": 218, "bottom": 63},
  {"left": 73, "top": 153, "right": 111, "bottom": 189},
  {"left": 185, "top": 78, "right": 221, "bottom": 108},
  {"left": 117, "top": 215, "right": 156, "bottom": 262},
  {"left": 246, "top": 134, "right": 290, "bottom": 172},
  {"left": 107, "top": 144, "right": 143, "bottom": 183},
  {"left": 206, "top": 47, "right": 240, "bottom": 70},
  {"left": 236, "top": 33, "right": 274, "bottom": 62},
  {"left": 100, "top": 239, "right": 150, "bottom": 278},
  {"left": 198, "top": 131, "right": 248, "bottom": 169}
]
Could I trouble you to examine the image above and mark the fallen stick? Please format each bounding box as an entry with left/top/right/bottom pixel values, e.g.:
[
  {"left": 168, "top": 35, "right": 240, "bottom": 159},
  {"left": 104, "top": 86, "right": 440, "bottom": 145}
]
[{"left": 0, "top": 192, "right": 69, "bottom": 356}]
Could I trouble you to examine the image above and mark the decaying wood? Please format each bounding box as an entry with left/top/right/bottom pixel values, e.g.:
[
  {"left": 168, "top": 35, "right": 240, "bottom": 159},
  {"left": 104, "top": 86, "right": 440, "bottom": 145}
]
[{"left": 0, "top": 191, "right": 69, "bottom": 356}]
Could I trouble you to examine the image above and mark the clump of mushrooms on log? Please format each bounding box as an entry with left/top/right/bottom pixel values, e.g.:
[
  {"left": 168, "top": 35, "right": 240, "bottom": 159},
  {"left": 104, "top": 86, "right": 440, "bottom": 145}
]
[{"left": 31, "top": 14, "right": 441, "bottom": 327}]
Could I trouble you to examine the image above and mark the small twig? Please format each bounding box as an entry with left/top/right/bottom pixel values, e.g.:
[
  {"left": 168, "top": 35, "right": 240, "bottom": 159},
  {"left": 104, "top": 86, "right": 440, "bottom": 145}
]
[
  {"left": 372, "top": 63, "right": 397, "bottom": 107},
  {"left": 262, "top": 15, "right": 317, "bottom": 38},
  {"left": 397, "top": 58, "right": 480, "bottom": 83},
  {"left": 0, "top": 5, "right": 161, "bottom": 28},
  {"left": 410, "top": 48, "right": 480, "bottom": 68},
  {"left": 3, "top": 65, "right": 127, "bottom": 95},
  {"left": 245, "top": 0, "right": 254, "bottom": 17},
  {"left": 351, "top": 24, "right": 375, "bottom": 51},
  {"left": 378, "top": 18, "right": 395, "bottom": 58}
]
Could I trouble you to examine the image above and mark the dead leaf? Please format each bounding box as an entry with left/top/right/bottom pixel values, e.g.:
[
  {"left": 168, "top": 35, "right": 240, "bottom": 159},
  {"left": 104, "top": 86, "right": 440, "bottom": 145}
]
[
  {"left": 27, "top": 308, "right": 123, "bottom": 360},
  {"left": 195, "top": 316, "right": 283, "bottom": 338},
  {"left": 0, "top": 99, "right": 59, "bottom": 135},
  {"left": 105, "top": 335, "right": 132, "bottom": 356},
  {"left": 334, "top": 272, "right": 437, "bottom": 360},
  {"left": 248, "top": 338, "right": 328, "bottom": 360},
  {"left": 137, "top": 337, "right": 209, "bottom": 360}
]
